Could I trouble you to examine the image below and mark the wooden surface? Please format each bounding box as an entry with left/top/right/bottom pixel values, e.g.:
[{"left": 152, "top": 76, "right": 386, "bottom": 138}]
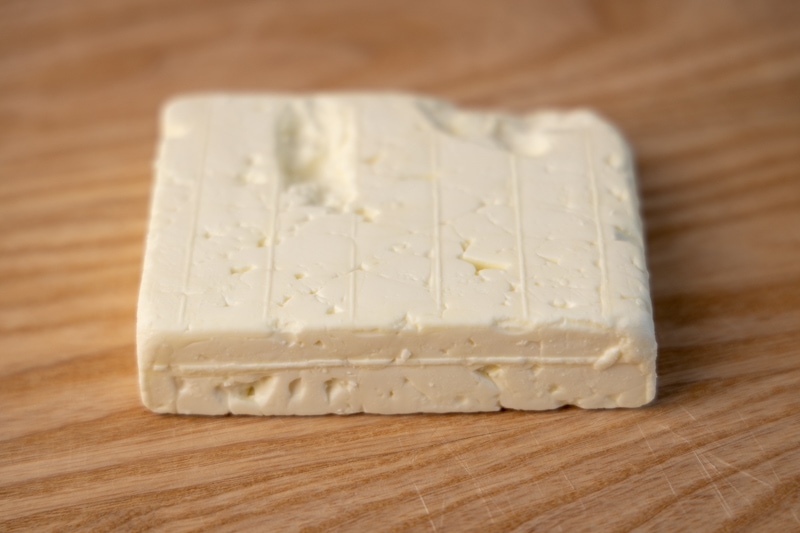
[{"left": 1, "top": 1, "right": 799, "bottom": 531}]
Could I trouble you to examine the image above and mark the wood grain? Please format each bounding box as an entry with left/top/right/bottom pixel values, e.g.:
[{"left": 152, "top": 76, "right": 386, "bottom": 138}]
[{"left": 1, "top": 0, "right": 800, "bottom": 531}]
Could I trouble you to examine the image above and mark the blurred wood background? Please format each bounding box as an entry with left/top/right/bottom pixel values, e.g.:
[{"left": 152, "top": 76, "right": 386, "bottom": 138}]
[{"left": 1, "top": 0, "right": 799, "bottom": 531}]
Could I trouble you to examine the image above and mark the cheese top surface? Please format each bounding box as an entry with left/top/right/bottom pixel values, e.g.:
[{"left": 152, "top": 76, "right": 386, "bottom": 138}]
[{"left": 138, "top": 93, "right": 654, "bottom": 378}]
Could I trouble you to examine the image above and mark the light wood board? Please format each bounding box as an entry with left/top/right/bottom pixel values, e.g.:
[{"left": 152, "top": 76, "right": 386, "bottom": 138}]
[{"left": 1, "top": 1, "right": 799, "bottom": 531}]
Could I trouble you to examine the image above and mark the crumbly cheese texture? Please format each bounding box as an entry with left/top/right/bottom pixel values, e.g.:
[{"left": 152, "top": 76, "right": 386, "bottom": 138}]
[{"left": 138, "top": 93, "right": 657, "bottom": 415}]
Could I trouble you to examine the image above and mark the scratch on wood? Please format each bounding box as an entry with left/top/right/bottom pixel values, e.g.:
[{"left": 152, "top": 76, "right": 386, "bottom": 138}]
[
  {"left": 451, "top": 447, "right": 496, "bottom": 523},
  {"left": 740, "top": 412, "right": 783, "bottom": 486},
  {"left": 561, "top": 470, "right": 586, "bottom": 511},
  {"left": 638, "top": 423, "right": 682, "bottom": 505},
  {"left": 706, "top": 450, "right": 773, "bottom": 488},
  {"left": 681, "top": 406, "right": 698, "bottom": 422},
  {"left": 414, "top": 483, "right": 438, "bottom": 532},
  {"left": 704, "top": 455, "right": 751, "bottom": 503},
  {"left": 693, "top": 451, "right": 733, "bottom": 519}
]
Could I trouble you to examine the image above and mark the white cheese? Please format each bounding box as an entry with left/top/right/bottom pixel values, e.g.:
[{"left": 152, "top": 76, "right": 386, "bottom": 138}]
[{"left": 137, "top": 93, "right": 657, "bottom": 415}]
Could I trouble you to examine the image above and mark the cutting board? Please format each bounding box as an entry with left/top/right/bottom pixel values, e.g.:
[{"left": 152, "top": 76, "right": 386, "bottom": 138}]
[{"left": 2, "top": 1, "right": 799, "bottom": 530}]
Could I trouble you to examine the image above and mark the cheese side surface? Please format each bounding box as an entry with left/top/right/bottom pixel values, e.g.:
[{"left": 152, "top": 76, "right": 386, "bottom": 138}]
[{"left": 137, "top": 93, "right": 657, "bottom": 415}]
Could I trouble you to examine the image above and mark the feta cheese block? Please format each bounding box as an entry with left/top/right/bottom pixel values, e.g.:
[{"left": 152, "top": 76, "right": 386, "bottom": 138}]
[{"left": 137, "top": 93, "right": 657, "bottom": 415}]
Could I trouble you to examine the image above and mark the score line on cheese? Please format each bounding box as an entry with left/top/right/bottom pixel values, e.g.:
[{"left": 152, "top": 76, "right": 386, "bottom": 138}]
[{"left": 137, "top": 93, "right": 657, "bottom": 415}]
